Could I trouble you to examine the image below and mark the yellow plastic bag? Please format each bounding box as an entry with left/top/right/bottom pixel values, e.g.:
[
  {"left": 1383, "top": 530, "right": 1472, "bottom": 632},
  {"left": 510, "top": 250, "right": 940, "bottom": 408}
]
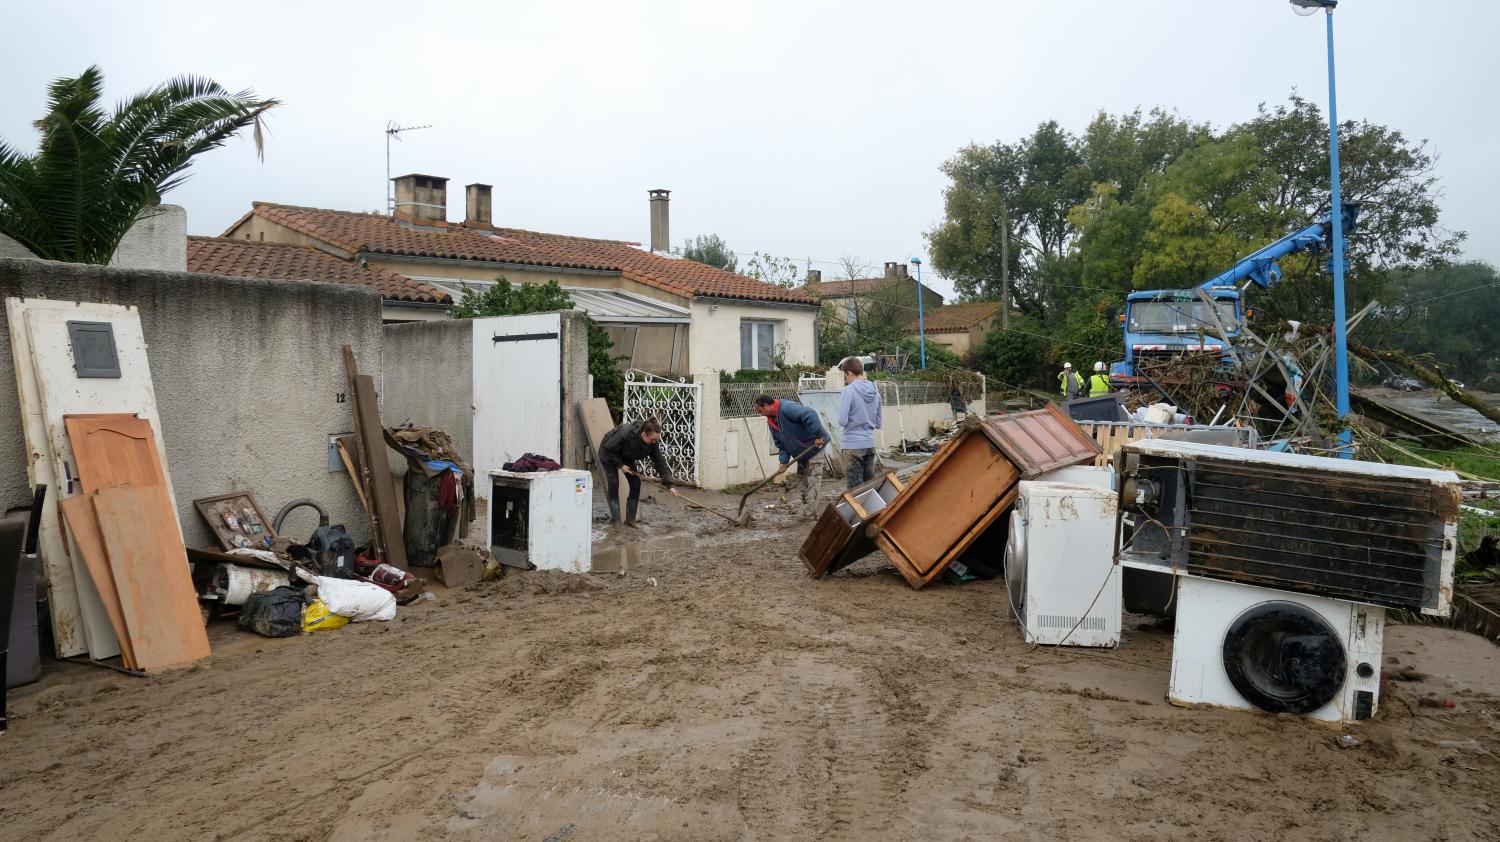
[{"left": 303, "top": 599, "right": 350, "bottom": 632}]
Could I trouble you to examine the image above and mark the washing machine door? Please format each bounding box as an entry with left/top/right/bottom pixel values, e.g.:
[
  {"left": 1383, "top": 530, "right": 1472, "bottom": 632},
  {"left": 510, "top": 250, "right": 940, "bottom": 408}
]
[
  {"left": 1003, "top": 499, "right": 1027, "bottom": 619},
  {"left": 1221, "top": 600, "right": 1346, "bottom": 715}
]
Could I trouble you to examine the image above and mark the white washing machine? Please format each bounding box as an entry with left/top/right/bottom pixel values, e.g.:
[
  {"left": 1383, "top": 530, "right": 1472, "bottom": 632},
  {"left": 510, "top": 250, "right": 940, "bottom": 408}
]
[
  {"left": 1170, "top": 575, "right": 1384, "bottom": 723},
  {"left": 1003, "top": 480, "right": 1121, "bottom": 647}
]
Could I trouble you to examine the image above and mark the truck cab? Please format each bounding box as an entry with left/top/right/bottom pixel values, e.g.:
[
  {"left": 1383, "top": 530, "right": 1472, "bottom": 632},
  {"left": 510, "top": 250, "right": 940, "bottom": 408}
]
[{"left": 1109, "top": 288, "right": 1242, "bottom": 383}]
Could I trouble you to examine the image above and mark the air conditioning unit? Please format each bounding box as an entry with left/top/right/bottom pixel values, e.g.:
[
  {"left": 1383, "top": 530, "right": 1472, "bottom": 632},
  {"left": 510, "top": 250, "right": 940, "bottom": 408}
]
[
  {"left": 1116, "top": 440, "right": 1460, "bottom": 616},
  {"left": 1003, "top": 480, "right": 1120, "bottom": 647},
  {"left": 1170, "top": 575, "right": 1384, "bottom": 722}
]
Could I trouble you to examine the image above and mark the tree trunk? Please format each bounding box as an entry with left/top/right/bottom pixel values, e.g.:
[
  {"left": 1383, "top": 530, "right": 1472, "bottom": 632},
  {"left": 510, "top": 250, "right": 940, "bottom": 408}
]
[{"left": 1347, "top": 339, "right": 1500, "bottom": 427}]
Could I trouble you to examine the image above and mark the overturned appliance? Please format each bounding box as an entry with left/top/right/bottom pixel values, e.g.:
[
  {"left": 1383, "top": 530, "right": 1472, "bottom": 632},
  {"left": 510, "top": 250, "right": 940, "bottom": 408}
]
[{"left": 1116, "top": 440, "right": 1460, "bottom": 616}]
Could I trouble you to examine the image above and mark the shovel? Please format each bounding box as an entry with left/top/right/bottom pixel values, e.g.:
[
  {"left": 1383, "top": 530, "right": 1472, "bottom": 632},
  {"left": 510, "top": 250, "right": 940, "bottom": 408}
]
[
  {"left": 623, "top": 469, "right": 751, "bottom": 527},
  {"left": 736, "top": 441, "right": 821, "bottom": 520}
]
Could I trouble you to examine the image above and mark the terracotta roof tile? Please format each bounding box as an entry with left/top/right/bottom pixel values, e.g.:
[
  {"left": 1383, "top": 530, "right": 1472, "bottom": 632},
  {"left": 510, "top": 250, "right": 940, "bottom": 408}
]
[
  {"left": 902, "top": 301, "right": 1002, "bottom": 334},
  {"left": 186, "top": 236, "right": 450, "bottom": 304},
  {"left": 240, "top": 203, "right": 815, "bottom": 305},
  {"left": 802, "top": 276, "right": 943, "bottom": 301}
]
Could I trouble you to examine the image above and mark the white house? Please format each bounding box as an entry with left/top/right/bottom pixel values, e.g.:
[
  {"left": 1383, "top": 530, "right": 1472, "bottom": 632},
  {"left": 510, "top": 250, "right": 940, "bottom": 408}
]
[{"left": 214, "top": 179, "right": 818, "bottom": 374}]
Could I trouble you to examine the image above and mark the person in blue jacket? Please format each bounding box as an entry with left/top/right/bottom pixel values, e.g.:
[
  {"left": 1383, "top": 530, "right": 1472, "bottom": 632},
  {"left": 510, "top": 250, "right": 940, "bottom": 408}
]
[
  {"left": 836, "top": 356, "right": 883, "bottom": 489},
  {"left": 753, "top": 394, "right": 827, "bottom": 515}
]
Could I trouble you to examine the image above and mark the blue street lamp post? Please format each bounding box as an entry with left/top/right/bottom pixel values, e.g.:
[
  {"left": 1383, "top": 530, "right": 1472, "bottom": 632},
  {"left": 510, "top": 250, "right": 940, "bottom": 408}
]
[
  {"left": 1293, "top": 0, "right": 1353, "bottom": 459},
  {"left": 910, "top": 257, "right": 926, "bottom": 369}
]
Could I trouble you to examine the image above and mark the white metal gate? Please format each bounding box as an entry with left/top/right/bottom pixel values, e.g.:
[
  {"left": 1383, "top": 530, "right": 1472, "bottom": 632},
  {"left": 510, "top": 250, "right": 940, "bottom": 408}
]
[{"left": 623, "top": 369, "right": 701, "bottom": 486}]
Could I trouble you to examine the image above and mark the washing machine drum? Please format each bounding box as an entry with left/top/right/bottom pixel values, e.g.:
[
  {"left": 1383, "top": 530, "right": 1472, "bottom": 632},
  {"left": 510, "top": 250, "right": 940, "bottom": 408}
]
[{"left": 1221, "top": 601, "right": 1347, "bottom": 715}]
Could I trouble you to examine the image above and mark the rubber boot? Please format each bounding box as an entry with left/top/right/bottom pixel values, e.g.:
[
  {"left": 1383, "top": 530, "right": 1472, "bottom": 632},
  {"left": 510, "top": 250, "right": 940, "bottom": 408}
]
[
  {"left": 607, "top": 498, "right": 621, "bottom": 525},
  {"left": 624, "top": 498, "right": 639, "bottom": 528}
]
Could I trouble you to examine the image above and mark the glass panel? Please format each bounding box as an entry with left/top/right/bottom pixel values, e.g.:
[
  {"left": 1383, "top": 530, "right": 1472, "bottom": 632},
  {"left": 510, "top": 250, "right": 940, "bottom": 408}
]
[
  {"left": 757, "top": 323, "right": 776, "bottom": 369},
  {"left": 740, "top": 321, "right": 753, "bottom": 370}
]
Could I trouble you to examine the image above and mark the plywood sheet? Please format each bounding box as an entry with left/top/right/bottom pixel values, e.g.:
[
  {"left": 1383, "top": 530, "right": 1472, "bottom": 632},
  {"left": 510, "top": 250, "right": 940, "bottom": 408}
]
[
  {"left": 92, "top": 484, "right": 210, "bottom": 672},
  {"left": 64, "top": 413, "right": 166, "bottom": 494},
  {"left": 577, "top": 398, "right": 623, "bottom": 514},
  {"left": 58, "top": 496, "right": 137, "bottom": 669}
]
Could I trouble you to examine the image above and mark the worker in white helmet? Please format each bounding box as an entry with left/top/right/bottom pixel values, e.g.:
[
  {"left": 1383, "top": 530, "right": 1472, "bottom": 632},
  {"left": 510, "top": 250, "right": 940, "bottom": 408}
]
[
  {"left": 1089, "top": 362, "right": 1111, "bottom": 397},
  {"left": 1058, "top": 362, "right": 1085, "bottom": 401}
]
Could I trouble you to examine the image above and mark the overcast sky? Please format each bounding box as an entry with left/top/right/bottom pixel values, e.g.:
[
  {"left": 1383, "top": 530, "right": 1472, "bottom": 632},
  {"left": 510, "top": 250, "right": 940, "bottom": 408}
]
[{"left": 3, "top": 0, "right": 1493, "bottom": 299}]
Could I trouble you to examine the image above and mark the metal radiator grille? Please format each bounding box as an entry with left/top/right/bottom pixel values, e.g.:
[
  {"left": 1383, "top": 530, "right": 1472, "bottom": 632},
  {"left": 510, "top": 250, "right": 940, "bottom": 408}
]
[{"left": 1184, "top": 462, "right": 1447, "bottom": 611}]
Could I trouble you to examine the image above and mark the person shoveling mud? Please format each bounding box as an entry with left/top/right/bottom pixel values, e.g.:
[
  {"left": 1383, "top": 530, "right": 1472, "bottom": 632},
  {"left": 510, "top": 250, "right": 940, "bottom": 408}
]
[
  {"left": 598, "top": 417, "right": 678, "bottom": 527},
  {"left": 753, "top": 394, "right": 827, "bottom": 517}
]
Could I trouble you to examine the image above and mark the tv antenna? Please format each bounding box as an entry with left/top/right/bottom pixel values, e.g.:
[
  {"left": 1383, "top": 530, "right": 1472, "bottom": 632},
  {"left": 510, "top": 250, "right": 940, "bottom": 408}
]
[{"left": 385, "top": 121, "right": 432, "bottom": 213}]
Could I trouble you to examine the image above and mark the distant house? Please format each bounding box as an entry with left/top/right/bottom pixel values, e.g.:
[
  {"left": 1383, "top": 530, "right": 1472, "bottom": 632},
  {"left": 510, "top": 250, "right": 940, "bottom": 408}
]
[
  {"left": 213, "top": 178, "right": 817, "bottom": 374},
  {"left": 186, "top": 236, "right": 451, "bottom": 322},
  {"left": 800, "top": 262, "right": 944, "bottom": 332},
  {"left": 902, "top": 301, "right": 1003, "bottom": 357}
]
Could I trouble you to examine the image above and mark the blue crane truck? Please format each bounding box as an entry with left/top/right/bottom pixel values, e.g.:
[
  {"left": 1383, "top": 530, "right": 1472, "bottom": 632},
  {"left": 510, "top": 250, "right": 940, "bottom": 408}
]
[{"left": 1109, "top": 203, "right": 1358, "bottom": 385}]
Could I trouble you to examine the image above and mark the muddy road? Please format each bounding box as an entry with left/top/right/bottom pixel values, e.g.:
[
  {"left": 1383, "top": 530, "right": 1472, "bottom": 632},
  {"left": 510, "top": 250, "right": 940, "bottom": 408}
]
[{"left": 2, "top": 488, "right": 1498, "bottom": 841}]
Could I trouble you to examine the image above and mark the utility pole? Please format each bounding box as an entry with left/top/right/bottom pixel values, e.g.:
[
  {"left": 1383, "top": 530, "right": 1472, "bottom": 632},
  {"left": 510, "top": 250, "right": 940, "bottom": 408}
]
[
  {"left": 1001, "top": 206, "right": 1011, "bottom": 329},
  {"left": 384, "top": 121, "right": 432, "bottom": 213},
  {"left": 911, "top": 257, "right": 926, "bottom": 370}
]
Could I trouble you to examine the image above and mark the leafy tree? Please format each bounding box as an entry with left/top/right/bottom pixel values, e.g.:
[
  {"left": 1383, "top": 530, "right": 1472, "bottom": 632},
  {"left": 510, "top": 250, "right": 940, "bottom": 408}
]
[
  {"left": 0, "top": 66, "right": 277, "bottom": 263},
  {"left": 454, "top": 279, "right": 625, "bottom": 417},
  {"left": 975, "top": 316, "right": 1051, "bottom": 391},
  {"left": 1378, "top": 262, "right": 1500, "bottom": 386},
  {"left": 680, "top": 233, "right": 737, "bottom": 272},
  {"left": 740, "top": 251, "right": 802, "bottom": 288}
]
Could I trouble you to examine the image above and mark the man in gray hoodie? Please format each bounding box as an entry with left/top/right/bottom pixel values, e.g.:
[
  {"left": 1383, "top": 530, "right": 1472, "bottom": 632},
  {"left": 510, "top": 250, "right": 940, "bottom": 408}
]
[{"left": 837, "top": 356, "right": 883, "bottom": 489}]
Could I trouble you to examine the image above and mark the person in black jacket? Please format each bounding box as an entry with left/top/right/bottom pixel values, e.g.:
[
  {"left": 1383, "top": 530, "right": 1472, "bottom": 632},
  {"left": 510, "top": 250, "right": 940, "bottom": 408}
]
[{"left": 598, "top": 417, "right": 677, "bottom": 527}]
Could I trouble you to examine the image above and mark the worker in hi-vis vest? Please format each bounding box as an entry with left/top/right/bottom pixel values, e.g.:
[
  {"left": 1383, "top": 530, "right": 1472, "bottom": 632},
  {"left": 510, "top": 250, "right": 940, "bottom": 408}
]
[
  {"left": 1059, "top": 362, "right": 1085, "bottom": 400},
  {"left": 1089, "top": 362, "right": 1111, "bottom": 397}
]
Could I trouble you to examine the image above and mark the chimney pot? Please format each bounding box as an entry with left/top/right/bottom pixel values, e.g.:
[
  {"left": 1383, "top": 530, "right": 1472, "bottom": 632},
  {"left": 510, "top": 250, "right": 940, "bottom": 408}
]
[
  {"left": 806, "top": 269, "right": 822, "bottom": 284},
  {"left": 392, "top": 173, "right": 448, "bottom": 222},
  {"left": 649, "top": 189, "right": 670, "bottom": 253},
  {"left": 884, "top": 261, "right": 898, "bottom": 279},
  {"left": 896, "top": 264, "right": 909, "bottom": 279},
  {"left": 465, "top": 183, "right": 492, "bottom": 227}
]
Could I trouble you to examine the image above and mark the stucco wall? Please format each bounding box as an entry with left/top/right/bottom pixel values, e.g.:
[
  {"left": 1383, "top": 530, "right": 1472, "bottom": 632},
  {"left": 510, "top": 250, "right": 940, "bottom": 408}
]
[
  {"left": 0, "top": 232, "right": 37, "bottom": 260},
  {"left": 109, "top": 204, "right": 187, "bottom": 272},
  {"left": 688, "top": 299, "right": 818, "bottom": 375},
  {"left": 381, "top": 319, "right": 477, "bottom": 463},
  {"left": 695, "top": 371, "right": 985, "bottom": 490},
  {"left": 381, "top": 309, "right": 591, "bottom": 473},
  {"left": 0, "top": 256, "right": 383, "bottom": 547}
]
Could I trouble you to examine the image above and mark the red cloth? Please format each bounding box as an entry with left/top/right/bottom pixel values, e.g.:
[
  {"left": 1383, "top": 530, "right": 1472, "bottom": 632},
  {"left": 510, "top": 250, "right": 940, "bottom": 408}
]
[{"left": 766, "top": 399, "right": 781, "bottom": 431}]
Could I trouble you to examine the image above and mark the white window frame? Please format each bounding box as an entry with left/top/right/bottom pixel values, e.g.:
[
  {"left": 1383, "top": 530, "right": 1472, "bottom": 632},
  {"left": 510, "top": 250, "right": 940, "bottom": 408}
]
[{"left": 740, "top": 319, "right": 780, "bottom": 371}]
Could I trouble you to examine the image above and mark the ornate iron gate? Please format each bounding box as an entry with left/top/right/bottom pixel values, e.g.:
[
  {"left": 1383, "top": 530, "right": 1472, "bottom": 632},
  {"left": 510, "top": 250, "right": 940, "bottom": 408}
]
[{"left": 623, "top": 370, "right": 701, "bottom": 486}]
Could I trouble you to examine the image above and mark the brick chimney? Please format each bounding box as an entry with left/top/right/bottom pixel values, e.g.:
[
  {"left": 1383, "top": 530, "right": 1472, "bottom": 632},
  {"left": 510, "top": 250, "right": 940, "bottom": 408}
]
[
  {"left": 806, "top": 269, "right": 822, "bottom": 284},
  {"left": 649, "top": 189, "right": 670, "bottom": 252},
  {"left": 392, "top": 173, "right": 448, "bottom": 222},
  {"left": 884, "top": 261, "right": 899, "bottom": 279},
  {"left": 896, "top": 263, "right": 909, "bottom": 279},
  {"left": 465, "top": 183, "right": 492, "bottom": 227}
]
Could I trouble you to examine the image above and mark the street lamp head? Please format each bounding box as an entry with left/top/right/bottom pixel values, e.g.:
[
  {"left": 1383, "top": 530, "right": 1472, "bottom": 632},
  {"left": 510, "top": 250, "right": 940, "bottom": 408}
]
[
  {"left": 1291, "top": 0, "right": 1335, "bottom": 15},
  {"left": 909, "top": 256, "right": 922, "bottom": 265}
]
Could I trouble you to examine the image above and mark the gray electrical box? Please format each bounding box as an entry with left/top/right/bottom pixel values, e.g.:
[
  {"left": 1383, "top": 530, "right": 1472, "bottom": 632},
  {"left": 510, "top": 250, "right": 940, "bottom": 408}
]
[{"left": 66, "top": 320, "right": 121, "bottom": 378}]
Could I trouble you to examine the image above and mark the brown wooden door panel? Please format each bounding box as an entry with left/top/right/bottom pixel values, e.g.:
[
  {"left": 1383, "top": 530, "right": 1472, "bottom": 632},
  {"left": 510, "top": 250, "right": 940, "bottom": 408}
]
[
  {"left": 64, "top": 413, "right": 166, "bottom": 494},
  {"left": 59, "top": 495, "right": 138, "bottom": 670}
]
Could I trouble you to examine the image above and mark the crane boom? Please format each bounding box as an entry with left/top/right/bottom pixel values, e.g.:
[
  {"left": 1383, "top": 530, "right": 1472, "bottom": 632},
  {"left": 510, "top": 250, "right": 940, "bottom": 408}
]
[{"left": 1198, "top": 202, "right": 1359, "bottom": 290}]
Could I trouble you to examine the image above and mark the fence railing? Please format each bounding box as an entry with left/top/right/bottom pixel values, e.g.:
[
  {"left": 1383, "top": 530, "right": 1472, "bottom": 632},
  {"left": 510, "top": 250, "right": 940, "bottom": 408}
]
[{"left": 719, "top": 376, "right": 984, "bottom": 418}]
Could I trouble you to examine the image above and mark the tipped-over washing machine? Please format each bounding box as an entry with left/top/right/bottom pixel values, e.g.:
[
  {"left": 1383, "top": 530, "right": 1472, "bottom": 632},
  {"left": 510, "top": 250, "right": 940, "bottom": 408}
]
[{"left": 1169, "top": 575, "right": 1384, "bottom": 723}]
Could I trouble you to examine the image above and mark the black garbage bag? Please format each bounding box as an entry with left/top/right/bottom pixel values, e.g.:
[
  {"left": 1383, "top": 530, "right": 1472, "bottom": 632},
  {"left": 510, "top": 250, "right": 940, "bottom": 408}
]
[{"left": 238, "top": 586, "right": 309, "bottom": 638}]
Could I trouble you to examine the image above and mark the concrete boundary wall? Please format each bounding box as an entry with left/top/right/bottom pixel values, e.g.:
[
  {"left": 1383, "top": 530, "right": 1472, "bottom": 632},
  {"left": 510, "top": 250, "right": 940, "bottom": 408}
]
[
  {"left": 695, "top": 369, "right": 984, "bottom": 489},
  {"left": 0, "top": 256, "right": 383, "bottom": 547}
]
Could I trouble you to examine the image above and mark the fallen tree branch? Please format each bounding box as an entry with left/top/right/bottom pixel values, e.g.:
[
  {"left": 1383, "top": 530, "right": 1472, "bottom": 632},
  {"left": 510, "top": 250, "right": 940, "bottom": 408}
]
[{"left": 1347, "top": 339, "right": 1500, "bottom": 427}]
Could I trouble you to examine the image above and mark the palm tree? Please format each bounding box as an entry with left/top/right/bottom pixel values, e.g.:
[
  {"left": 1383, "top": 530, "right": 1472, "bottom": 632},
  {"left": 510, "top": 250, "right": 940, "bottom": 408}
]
[{"left": 0, "top": 66, "right": 278, "bottom": 263}]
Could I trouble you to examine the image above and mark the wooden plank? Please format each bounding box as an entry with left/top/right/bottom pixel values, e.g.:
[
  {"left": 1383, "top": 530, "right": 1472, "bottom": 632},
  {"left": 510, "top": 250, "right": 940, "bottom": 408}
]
[
  {"left": 353, "top": 372, "right": 407, "bottom": 570},
  {"left": 577, "top": 398, "right": 623, "bottom": 515},
  {"left": 92, "top": 484, "right": 210, "bottom": 672},
  {"left": 336, "top": 435, "right": 371, "bottom": 516},
  {"left": 64, "top": 414, "right": 166, "bottom": 494},
  {"left": 342, "top": 346, "right": 384, "bottom": 559},
  {"left": 58, "top": 496, "right": 137, "bottom": 670}
]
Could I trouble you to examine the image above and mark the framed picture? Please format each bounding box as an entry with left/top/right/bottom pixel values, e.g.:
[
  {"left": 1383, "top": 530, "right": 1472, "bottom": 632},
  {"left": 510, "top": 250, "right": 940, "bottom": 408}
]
[{"left": 194, "top": 492, "right": 278, "bottom": 551}]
